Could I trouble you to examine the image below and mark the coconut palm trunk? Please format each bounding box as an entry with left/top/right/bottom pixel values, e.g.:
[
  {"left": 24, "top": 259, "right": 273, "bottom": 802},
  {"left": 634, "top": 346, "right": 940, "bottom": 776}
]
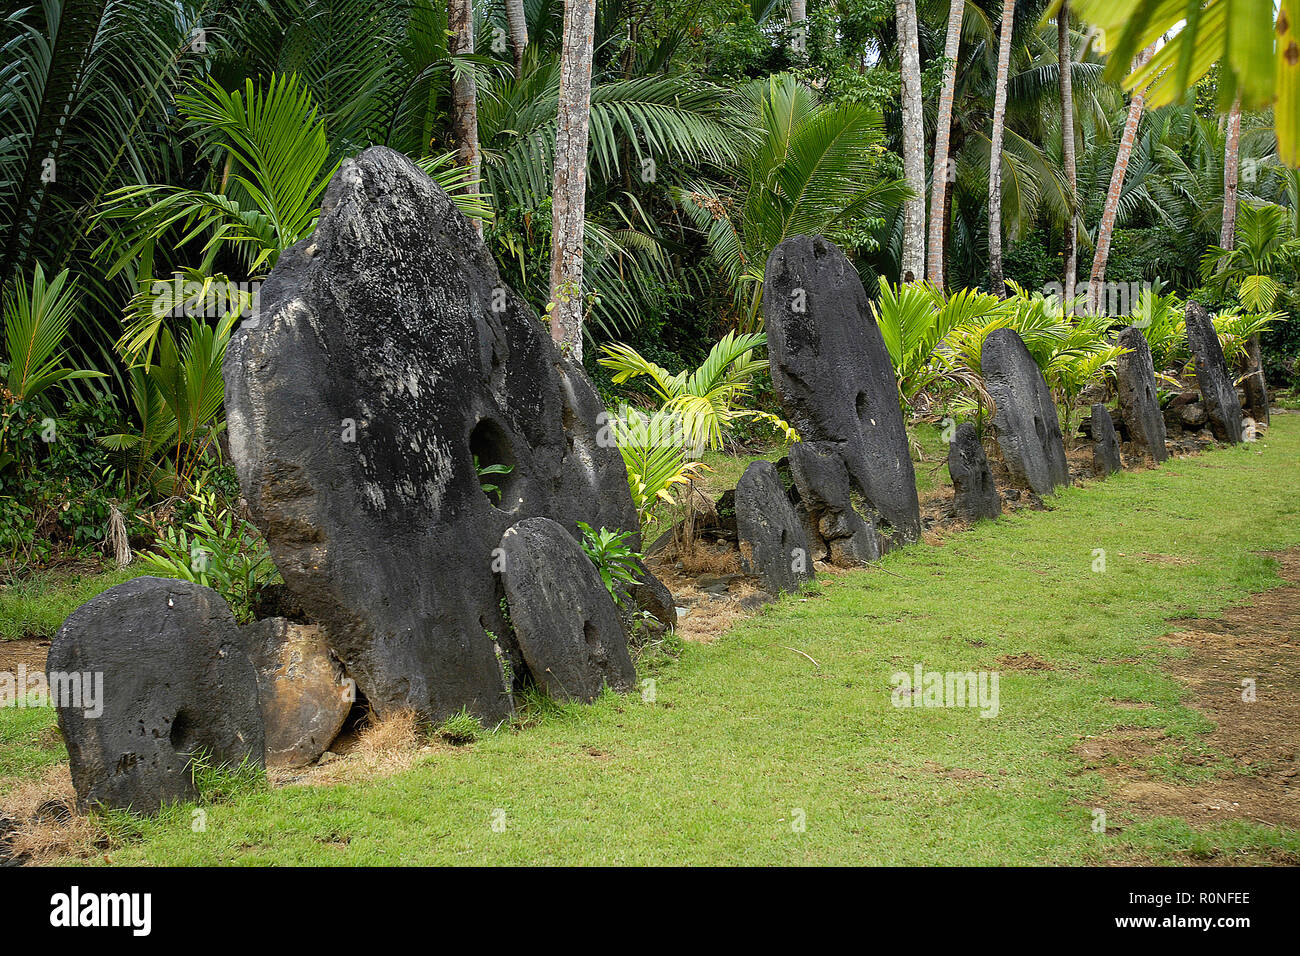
[
  {"left": 1220, "top": 96, "right": 1243, "bottom": 250},
  {"left": 897, "top": 0, "right": 926, "bottom": 282},
  {"left": 926, "top": 0, "right": 964, "bottom": 287},
  {"left": 505, "top": 0, "right": 529, "bottom": 77},
  {"left": 448, "top": 0, "right": 481, "bottom": 237},
  {"left": 791, "top": 0, "right": 806, "bottom": 21},
  {"left": 986, "top": 0, "right": 1016, "bottom": 296},
  {"left": 1086, "top": 42, "right": 1156, "bottom": 314},
  {"left": 548, "top": 0, "right": 597, "bottom": 361},
  {"left": 1058, "top": 1, "right": 1079, "bottom": 307}
]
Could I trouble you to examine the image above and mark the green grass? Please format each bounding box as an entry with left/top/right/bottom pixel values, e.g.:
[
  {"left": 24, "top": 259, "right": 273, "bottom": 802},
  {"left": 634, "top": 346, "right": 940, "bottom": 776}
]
[
  {"left": 6, "top": 417, "right": 1300, "bottom": 864},
  {"left": 0, "top": 564, "right": 150, "bottom": 641}
]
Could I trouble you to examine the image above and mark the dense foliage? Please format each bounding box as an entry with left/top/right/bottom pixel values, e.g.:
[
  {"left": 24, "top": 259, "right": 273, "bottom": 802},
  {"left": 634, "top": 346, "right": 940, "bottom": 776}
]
[{"left": 1, "top": 0, "right": 1296, "bottom": 578}]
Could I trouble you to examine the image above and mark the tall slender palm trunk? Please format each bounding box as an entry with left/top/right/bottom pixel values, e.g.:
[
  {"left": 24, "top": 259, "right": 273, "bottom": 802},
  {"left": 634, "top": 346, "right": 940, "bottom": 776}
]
[
  {"left": 927, "top": 0, "right": 964, "bottom": 288},
  {"left": 448, "top": 0, "right": 481, "bottom": 237},
  {"left": 790, "top": 0, "right": 806, "bottom": 21},
  {"left": 986, "top": 0, "right": 1016, "bottom": 296},
  {"left": 897, "top": 0, "right": 926, "bottom": 282},
  {"left": 1087, "top": 43, "right": 1156, "bottom": 314},
  {"left": 1058, "top": 1, "right": 1079, "bottom": 307},
  {"left": 505, "top": 0, "right": 529, "bottom": 78},
  {"left": 548, "top": 0, "right": 597, "bottom": 361},
  {"left": 1220, "top": 96, "right": 1243, "bottom": 251}
]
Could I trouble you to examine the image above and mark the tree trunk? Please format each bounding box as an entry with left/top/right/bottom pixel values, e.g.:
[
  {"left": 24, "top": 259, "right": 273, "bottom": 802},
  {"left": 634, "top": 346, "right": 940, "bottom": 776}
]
[
  {"left": 926, "top": 0, "right": 964, "bottom": 287},
  {"left": 548, "top": 0, "right": 597, "bottom": 362},
  {"left": 505, "top": 0, "right": 529, "bottom": 78},
  {"left": 1058, "top": 1, "right": 1079, "bottom": 308},
  {"left": 897, "top": 0, "right": 926, "bottom": 282},
  {"left": 448, "top": 0, "right": 481, "bottom": 237},
  {"left": 1087, "top": 43, "right": 1156, "bottom": 314},
  {"left": 1220, "top": 95, "right": 1242, "bottom": 251},
  {"left": 986, "top": 0, "right": 1016, "bottom": 296},
  {"left": 790, "top": 0, "right": 806, "bottom": 21}
]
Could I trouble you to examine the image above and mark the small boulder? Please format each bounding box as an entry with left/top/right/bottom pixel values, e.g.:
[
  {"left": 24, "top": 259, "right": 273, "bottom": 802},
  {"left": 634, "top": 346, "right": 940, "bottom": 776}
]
[
  {"left": 48, "top": 577, "right": 264, "bottom": 813},
  {"left": 735, "top": 460, "right": 814, "bottom": 594},
  {"left": 947, "top": 423, "right": 1001, "bottom": 521},
  {"left": 249, "top": 619, "right": 351, "bottom": 769},
  {"left": 1090, "top": 404, "right": 1122, "bottom": 477},
  {"left": 786, "top": 441, "right": 879, "bottom": 566},
  {"left": 498, "top": 518, "right": 636, "bottom": 702},
  {"left": 1179, "top": 402, "right": 1208, "bottom": 428}
]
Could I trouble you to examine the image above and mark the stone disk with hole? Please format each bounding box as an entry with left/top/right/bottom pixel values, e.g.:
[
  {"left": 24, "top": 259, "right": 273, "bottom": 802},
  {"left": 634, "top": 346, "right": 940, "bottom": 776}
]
[
  {"left": 224, "top": 146, "right": 653, "bottom": 724},
  {"left": 497, "top": 517, "right": 636, "bottom": 702},
  {"left": 48, "top": 577, "right": 265, "bottom": 813},
  {"left": 762, "top": 235, "right": 921, "bottom": 554}
]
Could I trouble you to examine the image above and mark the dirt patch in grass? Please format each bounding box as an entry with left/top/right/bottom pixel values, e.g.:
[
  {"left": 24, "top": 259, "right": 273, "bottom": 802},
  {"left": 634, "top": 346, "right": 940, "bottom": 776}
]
[
  {"left": 1076, "top": 548, "right": 1300, "bottom": 837},
  {"left": 0, "top": 636, "right": 49, "bottom": 675},
  {"left": 997, "top": 652, "right": 1055, "bottom": 670}
]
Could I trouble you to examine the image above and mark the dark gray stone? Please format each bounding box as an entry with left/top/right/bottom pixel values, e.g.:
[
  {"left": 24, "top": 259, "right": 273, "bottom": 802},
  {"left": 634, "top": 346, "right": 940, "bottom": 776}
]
[
  {"left": 48, "top": 577, "right": 264, "bottom": 813},
  {"left": 786, "top": 440, "right": 880, "bottom": 566},
  {"left": 981, "top": 328, "right": 1070, "bottom": 495},
  {"left": 498, "top": 518, "right": 635, "bottom": 702},
  {"left": 734, "top": 460, "right": 814, "bottom": 594},
  {"left": 225, "top": 146, "right": 661, "bottom": 724},
  {"left": 1115, "top": 326, "right": 1168, "bottom": 462},
  {"left": 249, "top": 619, "right": 351, "bottom": 769},
  {"left": 1242, "top": 334, "right": 1270, "bottom": 426},
  {"left": 1184, "top": 300, "right": 1244, "bottom": 443},
  {"left": 762, "top": 236, "right": 920, "bottom": 553},
  {"left": 1090, "top": 404, "right": 1122, "bottom": 477},
  {"left": 1180, "top": 402, "right": 1208, "bottom": 428},
  {"left": 947, "top": 423, "right": 1001, "bottom": 521},
  {"left": 626, "top": 560, "right": 677, "bottom": 630}
]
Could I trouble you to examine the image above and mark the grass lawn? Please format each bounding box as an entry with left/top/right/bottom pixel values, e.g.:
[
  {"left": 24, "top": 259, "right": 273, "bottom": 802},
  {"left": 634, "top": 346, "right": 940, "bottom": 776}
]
[
  {"left": 0, "top": 564, "right": 150, "bottom": 641},
  {"left": 4, "top": 416, "right": 1299, "bottom": 865}
]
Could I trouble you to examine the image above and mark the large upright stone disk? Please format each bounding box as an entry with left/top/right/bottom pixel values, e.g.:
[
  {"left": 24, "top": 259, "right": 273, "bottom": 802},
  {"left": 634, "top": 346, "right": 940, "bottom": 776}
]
[
  {"left": 1184, "top": 300, "right": 1244, "bottom": 444},
  {"left": 224, "top": 146, "right": 647, "bottom": 724},
  {"left": 762, "top": 236, "right": 920, "bottom": 552},
  {"left": 1114, "top": 326, "right": 1168, "bottom": 462},
  {"left": 981, "top": 328, "right": 1069, "bottom": 496}
]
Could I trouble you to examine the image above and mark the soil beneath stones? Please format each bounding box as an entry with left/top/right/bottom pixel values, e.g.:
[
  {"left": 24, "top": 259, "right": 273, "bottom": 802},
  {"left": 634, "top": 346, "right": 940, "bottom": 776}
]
[
  {"left": 0, "top": 636, "right": 50, "bottom": 676},
  {"left": 1074, "top": 547, "right": 1300, "bottom": 859}
]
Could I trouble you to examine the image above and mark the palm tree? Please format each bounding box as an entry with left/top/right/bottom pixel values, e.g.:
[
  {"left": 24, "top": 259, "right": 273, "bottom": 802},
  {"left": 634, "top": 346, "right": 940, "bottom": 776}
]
[
  {"left": 896, "top": 0, "right": 926, "bottom": 281},
  {"left": 548, "top": 0, "right": 599, "bottom": 361},
  {"left": 1058, "top": 0, "right": 1079, "bottom": 305},
  {"left": 448, "top": 0, "right": 481, "bottom": 236},
  {"left": 1071, "top": 0, "right": 1298, "bottom": 165},
  {"left": 679, "top": 74, "right": 908, "bottom": 329},
  {"left": 927, "top": 0, "right": 965, "bottom": 287},
  {"left": 504, "top": 0, "right": 529, "bottom": 77},
  {"left": 987, "top": 0, "right": 1017, "bottom": 295},
  {"left": 1220, "top": 96, "right": 1243, "bottom": 254},
  {"left": 1086, "top": 41, "right": 1155, "bottom": 315}
]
